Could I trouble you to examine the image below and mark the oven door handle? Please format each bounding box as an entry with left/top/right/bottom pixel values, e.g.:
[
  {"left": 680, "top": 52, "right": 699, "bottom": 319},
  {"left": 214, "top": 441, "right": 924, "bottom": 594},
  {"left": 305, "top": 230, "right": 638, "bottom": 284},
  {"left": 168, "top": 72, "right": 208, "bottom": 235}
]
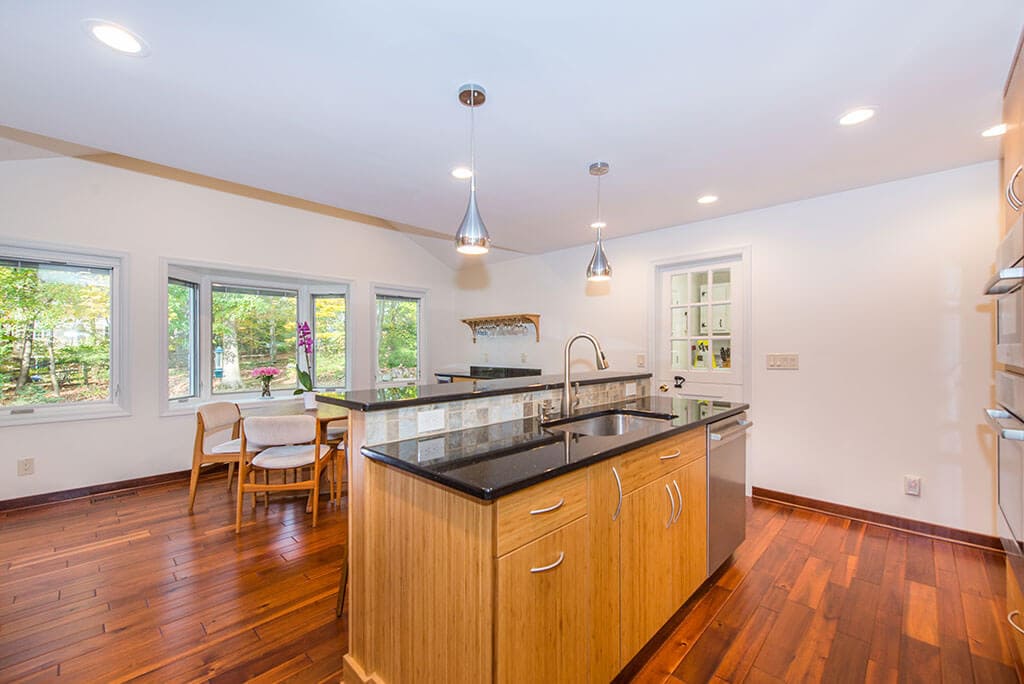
[
  {"left": 984, "top": 268, "right": 1024, "bottom": 295},
  {"left": 985, "top": 408, "right": 1024, "bottom": 441}
]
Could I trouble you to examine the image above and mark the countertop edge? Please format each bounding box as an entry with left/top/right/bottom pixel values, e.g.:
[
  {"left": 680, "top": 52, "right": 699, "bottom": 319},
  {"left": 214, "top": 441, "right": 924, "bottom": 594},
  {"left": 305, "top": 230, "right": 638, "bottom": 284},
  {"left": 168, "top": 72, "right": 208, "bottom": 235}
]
[
  {"left": 361, "top": 403, "right": 749, "bottom": 500},
  {"left": 319, "top": 371, "right": 653, "bottom": 411}
]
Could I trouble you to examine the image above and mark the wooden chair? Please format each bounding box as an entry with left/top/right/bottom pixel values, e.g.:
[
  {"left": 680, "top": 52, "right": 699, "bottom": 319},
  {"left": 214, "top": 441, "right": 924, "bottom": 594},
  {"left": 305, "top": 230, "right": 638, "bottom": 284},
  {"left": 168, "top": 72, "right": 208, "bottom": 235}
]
[
  {"left": 188, "top": 402, "right": 264, "bottom": 513},
  {"left": 324, "top": 421, "right": 348, "bottom": 505},
  {"left": 236, "top": 415, "right": 333, "bottom": 533}
]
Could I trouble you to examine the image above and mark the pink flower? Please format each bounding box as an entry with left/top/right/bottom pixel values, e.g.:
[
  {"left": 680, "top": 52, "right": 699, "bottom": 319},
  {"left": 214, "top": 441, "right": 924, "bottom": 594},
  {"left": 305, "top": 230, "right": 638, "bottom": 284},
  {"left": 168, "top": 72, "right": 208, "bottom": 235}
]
[
  {"left": 297, "top": 321, "right": 313, "bottom": 355},
  {"left": 251, "top": 367, "right": 281, "bottom": 378}
]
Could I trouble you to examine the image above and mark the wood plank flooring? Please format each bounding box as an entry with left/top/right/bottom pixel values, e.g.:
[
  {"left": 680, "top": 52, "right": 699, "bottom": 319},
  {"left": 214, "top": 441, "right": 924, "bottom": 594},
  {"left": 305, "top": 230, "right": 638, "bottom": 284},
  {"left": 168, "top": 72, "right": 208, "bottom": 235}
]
[
  {"left": 0, "top": 474, "right": 1018, "bottom": 682},
  {"left": 630, "top": 500, "right": 1020, "bottom": 683}
]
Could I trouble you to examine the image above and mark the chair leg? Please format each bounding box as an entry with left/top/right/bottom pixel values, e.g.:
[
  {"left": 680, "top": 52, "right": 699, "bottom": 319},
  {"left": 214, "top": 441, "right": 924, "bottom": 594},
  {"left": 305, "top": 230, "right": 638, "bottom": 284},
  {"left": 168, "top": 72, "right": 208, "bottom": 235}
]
[
  {"left": 235, "top": 460, "right": 246, "bottom": 534},
  {"left": 263, "top": 470, "right": 269, "bottom": 508},
  {"left": 250, "top": 470, "right": 258, "bottom": 510},
  {"left": 335, "top": 547, "right": 348, "bottom": 618},
  {"left": 312, "top": 468, "right": 321, "bottom": 528},
  {"left": 187, "top": 456, "right": 202, "bottom": 514},
  {"left": 226, "top": 461, "right": 235, "bottom": 491}
]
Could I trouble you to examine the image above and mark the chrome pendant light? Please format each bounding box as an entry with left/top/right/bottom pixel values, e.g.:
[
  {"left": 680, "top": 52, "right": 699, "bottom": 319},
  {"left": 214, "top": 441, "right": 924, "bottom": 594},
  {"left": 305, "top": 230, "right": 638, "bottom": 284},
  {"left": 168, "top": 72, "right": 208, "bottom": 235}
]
[
  {"left": 586, "top": 161, "right": 612, "bottom": 281},
  {"left": 454, "top": 83, "right": 491, "bottom": 255}
]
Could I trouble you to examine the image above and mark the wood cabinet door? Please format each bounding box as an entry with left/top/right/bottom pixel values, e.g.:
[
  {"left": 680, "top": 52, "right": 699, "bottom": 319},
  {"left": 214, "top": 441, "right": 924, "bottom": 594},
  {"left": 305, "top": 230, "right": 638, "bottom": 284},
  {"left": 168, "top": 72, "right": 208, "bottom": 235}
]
[
  {"left": 619, "top": 471, "right": 680, "bottom": 660},
  {"left": 673, "top": 455, "right": 708, "bottom": 604},
  {"left": 496, "top": 517, "right": 589, "bottom": 684},
  {"left": 587, "top": 459, "right": 623, "bottom": 683}
]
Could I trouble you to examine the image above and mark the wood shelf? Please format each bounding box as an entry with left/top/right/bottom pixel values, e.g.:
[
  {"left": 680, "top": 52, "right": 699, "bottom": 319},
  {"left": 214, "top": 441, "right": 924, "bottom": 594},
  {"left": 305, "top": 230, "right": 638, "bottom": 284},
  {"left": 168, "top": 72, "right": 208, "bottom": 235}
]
[{"left": 461, "top": 313, "right": 540, "bottom": 343}]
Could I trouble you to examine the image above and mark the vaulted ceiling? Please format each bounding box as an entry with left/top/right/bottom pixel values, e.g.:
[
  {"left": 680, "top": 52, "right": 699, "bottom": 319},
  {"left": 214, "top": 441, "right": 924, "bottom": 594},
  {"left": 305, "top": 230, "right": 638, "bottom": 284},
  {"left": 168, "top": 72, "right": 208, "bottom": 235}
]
[{"left": 0, "top": 1, "right": 1021, "bottom": 253}]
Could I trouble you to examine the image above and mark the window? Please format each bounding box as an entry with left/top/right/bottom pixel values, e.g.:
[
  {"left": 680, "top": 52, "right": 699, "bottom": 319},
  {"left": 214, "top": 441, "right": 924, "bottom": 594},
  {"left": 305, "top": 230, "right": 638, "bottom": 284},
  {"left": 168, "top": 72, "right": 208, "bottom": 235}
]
[
  {"left": 0, "top": 243, "right": 126, "bottom": 424},
  {"left": 167, "top": 278, "right": 198, "bottom": 400},
  {"left": 375, "top": 292, "right": 422, "bottom": 386},
  {"left": 211, "top": 285, "right": 298, "bottom": 394},
  {"left": 313, "top": 294, "right": 347, "bottom": 388},
  {"left": 162, "top": 263, "right": 349, "bottom": 410}
]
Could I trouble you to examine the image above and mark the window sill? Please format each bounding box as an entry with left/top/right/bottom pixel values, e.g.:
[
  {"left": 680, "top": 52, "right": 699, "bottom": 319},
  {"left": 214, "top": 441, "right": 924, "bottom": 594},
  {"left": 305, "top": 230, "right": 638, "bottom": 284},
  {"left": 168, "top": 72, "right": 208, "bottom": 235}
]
[
  {"left": 161, "top": 394, "right": 306, "bottom": 418},
  {"left": 0, "top": 403, "right": 131, "bottom": 428}
]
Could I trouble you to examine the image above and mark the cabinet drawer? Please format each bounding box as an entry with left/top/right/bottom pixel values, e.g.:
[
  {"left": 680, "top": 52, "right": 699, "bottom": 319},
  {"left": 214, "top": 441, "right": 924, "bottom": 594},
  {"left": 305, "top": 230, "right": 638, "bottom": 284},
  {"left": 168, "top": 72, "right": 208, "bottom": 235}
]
[
  {"left": 615, "top": 427, "right": 705, "bottom": 494},
  {"left": 496, "top": 468, "right": 588, "bottom": 557}
]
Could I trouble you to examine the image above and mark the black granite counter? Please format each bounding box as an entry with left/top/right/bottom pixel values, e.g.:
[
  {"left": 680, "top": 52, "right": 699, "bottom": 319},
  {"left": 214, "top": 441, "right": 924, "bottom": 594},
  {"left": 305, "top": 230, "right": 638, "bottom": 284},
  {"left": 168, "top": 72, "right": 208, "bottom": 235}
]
[
  {"left": 317, "top": 370, "right": 652, "bottom": 411},
  {"left": 361, "top": 396, "right": 748, "bottom": 500}
]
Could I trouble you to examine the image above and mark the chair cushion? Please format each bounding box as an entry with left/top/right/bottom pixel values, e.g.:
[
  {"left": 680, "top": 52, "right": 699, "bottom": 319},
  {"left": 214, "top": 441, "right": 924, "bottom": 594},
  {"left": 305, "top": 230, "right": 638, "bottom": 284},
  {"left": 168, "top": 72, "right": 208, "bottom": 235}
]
[
  {"left": 209, "top": 437, "right": 264, "bottom": 455},
  {"left": 326, "top": 426, "right": 348, "bottom": 439},
  {"left": 198, "top": 402, "right": 240, "bottom": 431},
  {"left": 251, "top": 444, "right": 331, "bottom": 470}
]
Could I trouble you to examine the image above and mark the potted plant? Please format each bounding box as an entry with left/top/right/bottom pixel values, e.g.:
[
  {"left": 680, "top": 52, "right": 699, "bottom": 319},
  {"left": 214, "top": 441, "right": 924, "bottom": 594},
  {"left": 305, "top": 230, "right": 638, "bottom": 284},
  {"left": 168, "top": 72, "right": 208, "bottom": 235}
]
[
  {"left": 251, "top": 366, "right": 281, "bottom": 398},
  {"left": 295, "top": 321, "right": 317, "bottom": 409}
]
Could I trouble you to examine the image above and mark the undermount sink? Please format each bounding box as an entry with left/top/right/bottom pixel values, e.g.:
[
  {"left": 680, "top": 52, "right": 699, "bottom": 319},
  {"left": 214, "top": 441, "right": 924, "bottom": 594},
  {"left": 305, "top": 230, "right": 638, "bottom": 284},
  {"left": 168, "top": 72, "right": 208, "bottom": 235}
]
[{"left": 543, "top": 409, "right": 674, "bottom": 437}]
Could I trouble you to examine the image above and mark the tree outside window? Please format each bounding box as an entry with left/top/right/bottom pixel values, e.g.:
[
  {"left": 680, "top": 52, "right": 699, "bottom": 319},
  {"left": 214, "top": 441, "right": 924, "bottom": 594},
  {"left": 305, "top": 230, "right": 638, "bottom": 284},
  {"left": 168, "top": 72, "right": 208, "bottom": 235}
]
[
  {"left": 376, "top": 294, "right": 420, "bottom": 384},
  {"left": 211, "top": 285, "right": 297, "bottom": 393}
]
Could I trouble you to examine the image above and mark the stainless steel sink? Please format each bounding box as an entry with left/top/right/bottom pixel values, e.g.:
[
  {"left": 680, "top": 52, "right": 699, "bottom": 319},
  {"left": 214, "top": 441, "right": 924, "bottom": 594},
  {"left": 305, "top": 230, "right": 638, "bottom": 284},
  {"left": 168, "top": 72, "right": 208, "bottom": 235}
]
[{"left": 543, "top": 410, "right": 674, "bottom": 437}]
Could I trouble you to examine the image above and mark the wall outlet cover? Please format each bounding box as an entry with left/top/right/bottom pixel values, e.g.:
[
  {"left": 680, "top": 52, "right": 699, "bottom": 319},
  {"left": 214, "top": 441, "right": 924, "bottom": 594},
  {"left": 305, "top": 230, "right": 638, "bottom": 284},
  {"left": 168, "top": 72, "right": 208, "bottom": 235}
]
[
  {"left": 17, "top": 457, "right": 34, "bottom": 476},
  {"left": 636, "top": 353, "right": 646, "bottom": 368},
  {"left": 903, "top": 475, "right": 921, "bottom": 496}
]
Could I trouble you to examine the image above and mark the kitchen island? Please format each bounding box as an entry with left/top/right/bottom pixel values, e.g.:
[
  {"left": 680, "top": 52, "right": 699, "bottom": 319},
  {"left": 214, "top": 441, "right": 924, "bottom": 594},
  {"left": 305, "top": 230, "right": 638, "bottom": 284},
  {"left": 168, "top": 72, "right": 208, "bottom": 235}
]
[{"left": 318, "top": 373, "right": 748, "bottom": 684}]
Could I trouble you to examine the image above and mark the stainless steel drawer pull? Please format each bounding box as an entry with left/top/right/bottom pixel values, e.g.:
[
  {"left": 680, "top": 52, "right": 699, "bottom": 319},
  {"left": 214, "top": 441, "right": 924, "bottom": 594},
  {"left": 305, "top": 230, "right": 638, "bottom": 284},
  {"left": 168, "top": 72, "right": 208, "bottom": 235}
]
[
  {"left": 530, "top": 552, "right": 565, "bottom": 573},
  {"left": 710, "top": 419, "right": 755, "bottom": 442},
  {"left": 659, "top": 449, "right": 681, "bottom": 460},
  {"left": 611, "top": 466, "right": 623, "bottom": 521},
  {"left": 1009, "top": 166, "right": 1024, "bottom": 211},
  {"left": 985, "top": 408, "right": 1024, "bottom": 441},
  {"left": 665, "top": 484, "right": 676, "bottom": 528},
  {"left": 672, "top": 480, "right": 683, "bottom": 524},
  {"left": 1009, "top": 610, "right": 1024, "bottom": 636},
  {"left": 529, "top": 498, "right": 565, "bottom": 515}
]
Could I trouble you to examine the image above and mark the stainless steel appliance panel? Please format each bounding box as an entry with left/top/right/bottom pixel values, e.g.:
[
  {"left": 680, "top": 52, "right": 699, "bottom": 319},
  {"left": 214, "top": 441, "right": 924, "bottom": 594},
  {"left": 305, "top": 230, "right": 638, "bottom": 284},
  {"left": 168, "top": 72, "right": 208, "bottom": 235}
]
[
  {"left": 707, "top": 412, "right": 751, "bottom": 574},
  {"left": 998, "top": 289, "right": 1024, "bottom": 369}
]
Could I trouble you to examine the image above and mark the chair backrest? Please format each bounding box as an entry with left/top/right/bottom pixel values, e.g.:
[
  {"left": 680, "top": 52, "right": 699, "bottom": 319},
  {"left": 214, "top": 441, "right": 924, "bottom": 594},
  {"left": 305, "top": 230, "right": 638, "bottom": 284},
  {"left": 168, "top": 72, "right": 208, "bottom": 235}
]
[
  {"left": 243, "top": 415, "right": 316, "bottom": 447},
  {"left": 197, "top": 402, "right": 241, "bottom": 452}
]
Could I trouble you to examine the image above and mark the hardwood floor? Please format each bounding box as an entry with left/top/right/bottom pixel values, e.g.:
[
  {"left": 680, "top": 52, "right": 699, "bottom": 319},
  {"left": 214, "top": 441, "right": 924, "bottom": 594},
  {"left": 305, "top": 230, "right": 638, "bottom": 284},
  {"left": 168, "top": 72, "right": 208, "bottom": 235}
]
[
  {"left": 630, "top": 499, "right": 1020, "bottom": 683},
  {"left": 0, "top": 471, "right": 347, "bottom": 682},
  {"left": 0, "top": 476, "right": 1017, "bottom": 683}
]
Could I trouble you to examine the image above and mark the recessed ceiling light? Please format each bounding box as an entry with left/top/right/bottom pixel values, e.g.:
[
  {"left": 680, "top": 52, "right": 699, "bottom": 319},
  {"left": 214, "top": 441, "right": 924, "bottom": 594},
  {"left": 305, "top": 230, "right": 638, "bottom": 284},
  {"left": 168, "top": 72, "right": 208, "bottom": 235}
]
[
  {"left": 697, "top": 195, "right": 718, "bottom": 205},
  {"left": 983, "top": 123, "right": 1008, "bottom": 138},
  {"left": 590, "top": 221, "right": 607, "bottom": 229},
  {"left": 82, "top": 19, "right": 149, "bottom": 56},
  {"left": 838, "top": 107, "right": 877, "bottom": 126},
  {"left": 450, "top": 166, "right": 473, "bottom": 180}
]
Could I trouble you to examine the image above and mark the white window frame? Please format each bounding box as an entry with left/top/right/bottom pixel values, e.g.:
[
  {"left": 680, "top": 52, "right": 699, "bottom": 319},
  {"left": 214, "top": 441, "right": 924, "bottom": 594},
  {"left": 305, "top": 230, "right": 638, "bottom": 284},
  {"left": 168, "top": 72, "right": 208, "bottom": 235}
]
[
  {"left": 0, "top": 240, "right": 130, "bottom": 427},
  {"left": 159, "top": 260, "right": 351, "bottom": 416},
  {"left": 372, "top": 284, "right": 427, "bottom": 388}
]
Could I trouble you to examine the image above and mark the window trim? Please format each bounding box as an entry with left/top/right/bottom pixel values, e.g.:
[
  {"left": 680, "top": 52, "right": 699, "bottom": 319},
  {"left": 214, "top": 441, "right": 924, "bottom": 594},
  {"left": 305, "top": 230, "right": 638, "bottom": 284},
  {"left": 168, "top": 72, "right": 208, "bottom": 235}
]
[
  {"left": 159, "top": 259, "right": 351, "bottom": 416},
  {"left": 0, "top": 239, "right": 130, "bottom": 427},
  {"left": 372, "top": 283, "right": 428, "bottom": 389},
  {"left": 167, "top": 276, "right": 200, "bottom": 402}
]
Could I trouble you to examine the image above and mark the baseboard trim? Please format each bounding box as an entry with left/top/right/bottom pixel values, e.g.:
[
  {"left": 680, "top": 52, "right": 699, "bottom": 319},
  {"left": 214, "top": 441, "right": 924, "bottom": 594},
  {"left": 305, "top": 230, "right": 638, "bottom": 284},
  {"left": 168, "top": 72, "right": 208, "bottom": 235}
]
[
  {"left": 0, "top": 465, "right": 225, "bottom": 512},
  {"left": 751, "top": 487, "right": 1003, "bottom": 552}
]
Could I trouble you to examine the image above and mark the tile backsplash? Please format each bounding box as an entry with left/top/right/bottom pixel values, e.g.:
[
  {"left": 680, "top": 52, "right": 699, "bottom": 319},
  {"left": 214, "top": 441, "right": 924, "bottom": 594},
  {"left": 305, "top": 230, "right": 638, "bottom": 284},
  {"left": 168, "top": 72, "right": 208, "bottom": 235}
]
[{"left": 363, "top": 378, "right": 650, "bottom": 446}]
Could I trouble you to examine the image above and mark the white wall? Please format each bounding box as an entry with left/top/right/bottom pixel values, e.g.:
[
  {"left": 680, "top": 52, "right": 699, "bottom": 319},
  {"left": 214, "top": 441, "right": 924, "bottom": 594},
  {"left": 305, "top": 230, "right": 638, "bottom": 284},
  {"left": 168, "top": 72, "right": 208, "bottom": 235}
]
[
  {"left": 0, "top": 156, "right": 459, "bottom": 500},
  {"left": 451, "top": 162, "right": 1001, "bottom": 534}
]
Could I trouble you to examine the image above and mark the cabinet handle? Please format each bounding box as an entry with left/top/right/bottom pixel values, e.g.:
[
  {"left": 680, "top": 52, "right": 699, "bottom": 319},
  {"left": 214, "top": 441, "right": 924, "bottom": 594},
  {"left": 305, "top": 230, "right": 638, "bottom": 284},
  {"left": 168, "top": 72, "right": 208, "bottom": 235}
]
[
  {"left": 530, "top": 551, "right": 565, "bottom": 573},
  {"left": 659, "top": 449, "right": 681, "bottom": 461},
  {"left": 530, "top": 498, "right": 565, "bottom": 515},
  {"left": 611, "top": 466, "right": 622, "bottom": 521},
  {"left": 672, "top": 480, "right": 683, "bottom": 524},
  {"left": 1010, "top": 166, "right": 1024, "bottom": 211},
  {"left": 665, "top": 484, "right": 676, "bottom": 528},
  {"left": 1009, "top": 610, "right": 1024, "bottom": 636}
]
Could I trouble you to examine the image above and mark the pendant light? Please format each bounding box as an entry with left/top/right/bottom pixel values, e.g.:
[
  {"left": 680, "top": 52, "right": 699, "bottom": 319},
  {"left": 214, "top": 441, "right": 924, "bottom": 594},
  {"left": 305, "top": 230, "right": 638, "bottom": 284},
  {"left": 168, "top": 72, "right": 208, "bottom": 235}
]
[
  {"left": 586, "top": 161, "right": 612, "bottom": 281},
  {"left": 454, "top": 83, "right": 491, "bottom": 255}
]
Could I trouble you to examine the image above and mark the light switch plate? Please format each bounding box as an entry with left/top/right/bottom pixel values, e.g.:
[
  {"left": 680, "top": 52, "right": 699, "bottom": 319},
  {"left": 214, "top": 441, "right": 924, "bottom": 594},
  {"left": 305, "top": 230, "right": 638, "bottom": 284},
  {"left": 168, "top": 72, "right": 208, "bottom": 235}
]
[
  {"left": 767, "top": 353, "right": 799, "bottom": 370},
  {"left": 417, "top": 408, "right": 446, "bottom": 433},
  {"left": 636, "top": 353, "right": 646, "bottom": 368}
]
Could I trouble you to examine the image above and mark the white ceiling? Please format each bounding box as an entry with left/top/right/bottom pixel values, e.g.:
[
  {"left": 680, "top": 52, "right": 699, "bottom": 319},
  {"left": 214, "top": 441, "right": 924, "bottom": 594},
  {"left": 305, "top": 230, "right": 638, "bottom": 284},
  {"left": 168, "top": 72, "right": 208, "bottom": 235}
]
[{"left": 0, "top": 2, "right": 1021, "bottom": 254}]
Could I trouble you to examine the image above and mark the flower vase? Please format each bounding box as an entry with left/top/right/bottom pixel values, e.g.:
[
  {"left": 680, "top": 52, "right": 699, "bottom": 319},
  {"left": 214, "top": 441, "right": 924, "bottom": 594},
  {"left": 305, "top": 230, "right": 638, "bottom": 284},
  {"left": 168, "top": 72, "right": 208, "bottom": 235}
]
[
  {"left": 260, "top": 377, "right": 272, "bottom": 398},
  {"left": 303, "top": 391, "right": 318, "bottom": 409}
]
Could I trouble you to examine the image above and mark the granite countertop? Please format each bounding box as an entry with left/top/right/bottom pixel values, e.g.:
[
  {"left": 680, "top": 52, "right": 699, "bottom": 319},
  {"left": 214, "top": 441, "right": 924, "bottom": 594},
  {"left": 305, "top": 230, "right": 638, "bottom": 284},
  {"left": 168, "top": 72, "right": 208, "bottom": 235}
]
[
  {"left": 317, "top": 370, "right": 652, "bottom": 411},
  {"left": 361, "top": 396, "right": 749, "bottom": 500}
]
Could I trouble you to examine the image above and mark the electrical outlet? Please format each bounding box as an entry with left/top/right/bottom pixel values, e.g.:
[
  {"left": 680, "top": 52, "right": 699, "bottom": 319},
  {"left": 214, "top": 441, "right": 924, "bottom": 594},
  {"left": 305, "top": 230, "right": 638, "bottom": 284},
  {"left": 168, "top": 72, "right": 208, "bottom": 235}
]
[
  {"left": 520, "top": 352, "right": 528, "bottom": 363},
  {"left": 482, "top": 352, "right": 489, "bottom": 362},
  {"left": 17, "top": 457, "right": 34, "bottom": 476},
  {"left": 417, "top": 408, "right": 446, "bottom": 433},
  {"left": 767, "top": 353, "right": 799, "bottom": 370},
  {"left": 904, "top": 475, "right": 921, "bottom": 497},
  {"left": 636, "top": 353, "right": 646, "bottom": 368}
]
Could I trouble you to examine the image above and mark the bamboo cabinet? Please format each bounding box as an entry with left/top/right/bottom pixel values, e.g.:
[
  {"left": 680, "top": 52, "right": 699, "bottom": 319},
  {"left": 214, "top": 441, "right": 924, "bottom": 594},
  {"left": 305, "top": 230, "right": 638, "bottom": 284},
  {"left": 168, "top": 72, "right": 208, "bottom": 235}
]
[{"left": 344, "top": 425, "right": 709, "bottom": 684}]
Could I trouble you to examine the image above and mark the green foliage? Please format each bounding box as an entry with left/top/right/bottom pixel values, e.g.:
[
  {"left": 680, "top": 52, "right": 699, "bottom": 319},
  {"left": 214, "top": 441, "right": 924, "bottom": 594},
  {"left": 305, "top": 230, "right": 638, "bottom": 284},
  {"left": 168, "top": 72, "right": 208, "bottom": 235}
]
[
  {"left": 211, "top": 288, "right": 297, "bottom": 392},
  {"left": 376, "top": 297, "right": 418, "bottom": 382}
]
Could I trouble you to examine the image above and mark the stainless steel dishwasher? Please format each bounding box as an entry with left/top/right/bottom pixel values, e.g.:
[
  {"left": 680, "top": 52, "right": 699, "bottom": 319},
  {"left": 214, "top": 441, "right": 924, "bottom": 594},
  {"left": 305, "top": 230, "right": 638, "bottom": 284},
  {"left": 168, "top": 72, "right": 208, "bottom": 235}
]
[{"left": 707, "top": 412, "right": 752, "bottom": 574}]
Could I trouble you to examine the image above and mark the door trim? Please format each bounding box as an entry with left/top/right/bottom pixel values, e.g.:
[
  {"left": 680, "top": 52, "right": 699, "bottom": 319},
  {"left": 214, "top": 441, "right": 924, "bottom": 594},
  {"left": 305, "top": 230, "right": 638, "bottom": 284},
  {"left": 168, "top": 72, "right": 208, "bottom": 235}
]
[{"left": 648, "top": 245, "right": 752, "bottom": 403}]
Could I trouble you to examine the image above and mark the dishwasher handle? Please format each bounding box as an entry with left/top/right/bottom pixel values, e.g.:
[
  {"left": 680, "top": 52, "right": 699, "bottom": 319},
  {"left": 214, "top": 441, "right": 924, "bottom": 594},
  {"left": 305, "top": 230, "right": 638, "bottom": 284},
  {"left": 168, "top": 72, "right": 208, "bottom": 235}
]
[
  {"left": 709, "top": 418, "right": 752, "bottom": 447},
  {"left": 985, "top": 408, "right": 1024, "bottom": 441}
]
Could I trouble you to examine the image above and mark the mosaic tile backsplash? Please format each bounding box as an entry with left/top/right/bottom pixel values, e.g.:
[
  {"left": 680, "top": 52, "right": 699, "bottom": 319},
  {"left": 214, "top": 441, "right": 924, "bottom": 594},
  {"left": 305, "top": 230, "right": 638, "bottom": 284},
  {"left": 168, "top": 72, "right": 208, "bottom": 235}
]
[{"left": 363, "top": 378, "right": 650, "bottom": 446}]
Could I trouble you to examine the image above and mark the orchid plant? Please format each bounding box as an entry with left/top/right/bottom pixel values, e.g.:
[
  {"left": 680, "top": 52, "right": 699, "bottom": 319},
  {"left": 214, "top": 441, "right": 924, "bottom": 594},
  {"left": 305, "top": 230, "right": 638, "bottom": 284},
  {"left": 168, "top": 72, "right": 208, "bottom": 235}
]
[{"left": 295, "top": 321, "right": 314, "bottom": 394}]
